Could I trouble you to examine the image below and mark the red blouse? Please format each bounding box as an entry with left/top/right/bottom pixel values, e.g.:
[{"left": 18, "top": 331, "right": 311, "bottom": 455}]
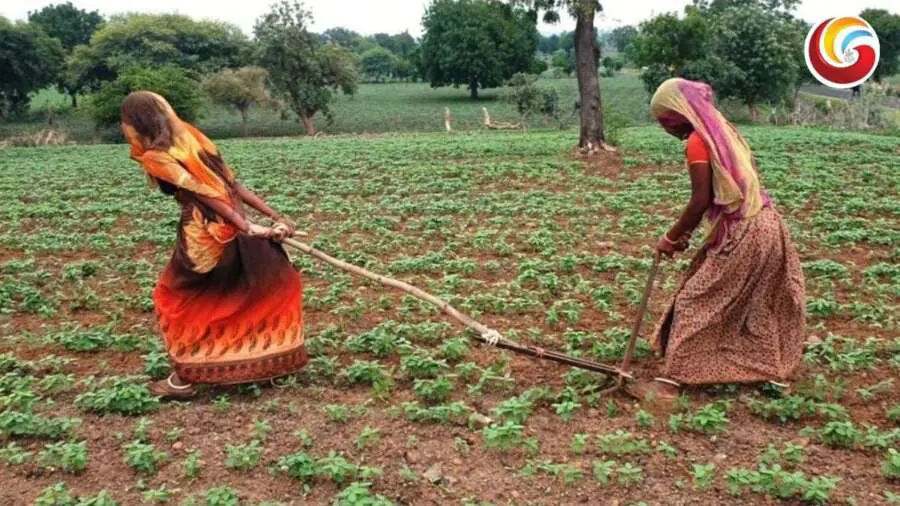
[{"left": 686, "top": 131, "right": 710, "bottom": 165}]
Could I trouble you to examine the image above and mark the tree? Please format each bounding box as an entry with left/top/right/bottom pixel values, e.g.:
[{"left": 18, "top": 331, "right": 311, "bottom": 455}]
[
  {"left": 421, "top": 0, "right": 538, "bottom": 99},
  {"left": 531, "top": 58, "right": 549, "bottom": 74},
  {"left": 551, "top": 49, "right": 573, "bottom": 74},
  {"left": 79, "top": 14, "right": 250, "bottom": 80},
  {"left": 507, "top": 72, "right": 560, "bottom": 124},
  {"left": 64, "top": 44, "right": 115, "bottom": 102},
  {"left": 711, "top": 6, "right": 799, "bottom": 120},
  {"left": 693, "top": 0, "right": 800, "bottom": 16},
  {"left": 321, "top": 27, "right": 370, "bottom": 52},
  {"left": 255, "top": 1, "right": 359, "bottom": 135},
  {"left": 538, "top": 33, "right": 561, "bottom": 53},
  {"left": 559, "top": 30, "right": 575, "bottom": 53},
  {"left": 28, "top": 2, "right": 104, "bottom": 108},
  {"left": 0, "top": 18, "right": 65, "bottom": 118},
  {"left": 389, "top": 31, "right": 418, "bottom": 58},
  {"left": 27, "top": 2, "right": 102, "bottom": 51},
  {"left": 394, "top": 58, "right": 415, "bottom": 81},
  {"left": 609, "top": 25, "right": 637, "bottom": 53},
  {"left": 91, "top": 66, "right": 204, "bottom": 127},
  {"left": 372, "top": 33, "right": 395, "bottom": 52},
  {"left": 630, "top": 10, "right": 709, "bottom": 73},
  {"left": 360, "top": 46, "right": 397, "bottom": 82},
  {"left": 202, "top": 66, "right": 270, "bottom": 133},
  {"left": 632, "top": 4, "right": 803, "bottom": 118},
  {"left": 515, "top": 0, "right": 608, "bottom": 149},
  {"left": 862, "top": 9, "right": 900, "bottom": 81},
  {"left": 601, "top": 55, "right": 623, "bottom": 76},
  {"left": 630, "top": 8, "right": 717, "bottom": 93}
]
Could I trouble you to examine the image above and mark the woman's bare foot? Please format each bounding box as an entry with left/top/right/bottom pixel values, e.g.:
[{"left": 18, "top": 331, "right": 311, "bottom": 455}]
[{"left": 149, "top": 373, "right": 197, "bottom": 400}]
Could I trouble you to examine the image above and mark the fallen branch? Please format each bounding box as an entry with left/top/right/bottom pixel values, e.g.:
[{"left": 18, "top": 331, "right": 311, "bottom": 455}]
[
  {"left": 281, "top": 236, "right": 630, "bottom": 379},
  {"left": 482, "top": 107, "right": 521, "bottom": 130}
]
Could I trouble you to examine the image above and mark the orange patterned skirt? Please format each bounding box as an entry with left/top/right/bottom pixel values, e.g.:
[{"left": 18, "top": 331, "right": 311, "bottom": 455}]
[{"left": 153, "top": 202, "right": 306, "bottom": 385}]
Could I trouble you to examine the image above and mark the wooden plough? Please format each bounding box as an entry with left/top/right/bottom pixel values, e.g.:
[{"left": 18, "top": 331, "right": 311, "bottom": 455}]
[{"left": 280, "top": 233, "right": 663, "bottom": 392}]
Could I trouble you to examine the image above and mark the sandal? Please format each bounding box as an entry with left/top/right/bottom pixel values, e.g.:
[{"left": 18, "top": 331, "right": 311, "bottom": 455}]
[{"left": 149, "top": 374, "right": 198, "bottom": 400}]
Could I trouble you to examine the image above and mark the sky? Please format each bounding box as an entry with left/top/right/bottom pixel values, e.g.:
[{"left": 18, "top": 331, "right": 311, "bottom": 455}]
[{"left": 3, "top": 0, "right": 898, "bottom": 37}]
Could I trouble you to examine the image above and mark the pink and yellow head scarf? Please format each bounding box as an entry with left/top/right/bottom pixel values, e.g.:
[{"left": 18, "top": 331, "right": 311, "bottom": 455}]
[{"left": 650, "top": 78, "right": 770, "bottom": 249}]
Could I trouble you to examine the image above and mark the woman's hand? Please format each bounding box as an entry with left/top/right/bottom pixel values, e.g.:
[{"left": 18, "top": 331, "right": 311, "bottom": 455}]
[
  {"left": 657, "top": 232, "right": 691, "bottom": 257},
  {"left": 247, "top": 223, "right": 275, "bottom": 239},
  {"left": 657, "top": 235, "right": 677, "bottom": 257},
  {"left": 274, "top": 218, "right": 295, "bottom": 238}
]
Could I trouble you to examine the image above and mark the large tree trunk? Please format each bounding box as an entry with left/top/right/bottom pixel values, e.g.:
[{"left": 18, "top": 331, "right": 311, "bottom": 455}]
[
  {"left": 300, "top": 112, "right": 316, "bottom": 136},
  {"left": 70, "top": 93, "right": 77, "bottom": 109},
  {"left": 469, "top": 76, "right": 479, "bottom": 100},
  {"left": 574, "top": 3, "right": 605, "bottom": 148}
]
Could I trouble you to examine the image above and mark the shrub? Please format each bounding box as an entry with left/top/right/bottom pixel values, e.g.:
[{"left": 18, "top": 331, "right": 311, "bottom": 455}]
[{"left": 90, "top": 66, "right": 203, "bottom": 127}]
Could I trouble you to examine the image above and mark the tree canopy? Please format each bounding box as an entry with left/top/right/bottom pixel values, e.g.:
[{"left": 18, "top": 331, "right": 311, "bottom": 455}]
[
  {"left": 202, "top": 66, "right": 270, "bottom": 129},
  {"left": 0, "top": 18, "right": 66, "bottom": 118},
  {"left": 255, "top": 0, "right": 359, "bottom": 135},
  {"left": 631, "top": 3, "right": 806, "bottom": 119},
  {"left": 91, "top": 66, "right": 204, "bottom": 127},
  {"left": 609, "top": 25, "right": 637, "bottom": 53},
  {"left": 421, "top": 0, "right": 538, "bottom": 99},
  {"left": 862, "top": 8, "right": 900, "bottom": 81},
  {"left": 28, "top": 2, "right": 103, "bottom": 52},
  {"left": 711, "top": 6, "right": 799, "bottom": 119},
  {"left": 27, "top": 3, "right": 105, "bottom": 107},
  {"left": 360, "top": 46, "right": 398, "bottom": 82},
  {"left": 79, "top": 14, "right": 250, "bottom": 78}
]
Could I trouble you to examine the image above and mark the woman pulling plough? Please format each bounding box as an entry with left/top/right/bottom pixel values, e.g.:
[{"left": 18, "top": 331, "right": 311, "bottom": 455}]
[{"left": 122, "top": 92, "right": 305, "bottom": 399}]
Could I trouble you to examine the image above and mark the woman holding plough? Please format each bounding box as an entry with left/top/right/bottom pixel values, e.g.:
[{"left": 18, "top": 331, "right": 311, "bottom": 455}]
[
  {"left": 122, "top": 91, "right": 306, "bottom": 399},
  {"left": 631, "top": 78, "right": 806, "bottom": 402}
]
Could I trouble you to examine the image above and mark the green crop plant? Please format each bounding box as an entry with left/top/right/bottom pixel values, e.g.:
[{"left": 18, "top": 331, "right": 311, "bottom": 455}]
[
  {"left": 123, "top": 440, "right": 167, "bottom": 475},
  {"left": 39, "top": 441, "right": 88, "bottom": 474},
  {"left": 225, "top": 440, "right": 263, "bottom": 471},
  {"left": 75, "top": 378, "right": 159, "bottom": 416}
]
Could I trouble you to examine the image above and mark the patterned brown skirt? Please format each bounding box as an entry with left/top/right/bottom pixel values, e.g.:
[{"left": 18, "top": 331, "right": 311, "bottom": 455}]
[{"left": 653, "top": 208, "right": 806, "bottom": 385}]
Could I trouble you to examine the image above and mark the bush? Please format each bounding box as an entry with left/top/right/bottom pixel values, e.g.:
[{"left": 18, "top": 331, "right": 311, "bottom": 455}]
[
  {"left": 90, "top": 66, "right": 204, "bottom": 127},
  {"left": 601, "top": 56, "right": 624, "bottom": 77},
  {"left": 530, "top": 58, "right": 549, "bottom": 75},
  {"left": 505, "top": 72, "right": 560, "bottom": 125}
]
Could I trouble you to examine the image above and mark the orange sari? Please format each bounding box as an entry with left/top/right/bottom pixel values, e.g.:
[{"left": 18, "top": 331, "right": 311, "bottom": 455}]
[{"left": 129, "top": 117, "right": 306, "bottom": 384}]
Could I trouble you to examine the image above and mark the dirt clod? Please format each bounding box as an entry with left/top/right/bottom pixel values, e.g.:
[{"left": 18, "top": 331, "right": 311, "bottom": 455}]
[{"left": 424, "top": 463, "right": 443, "bottom": 484}]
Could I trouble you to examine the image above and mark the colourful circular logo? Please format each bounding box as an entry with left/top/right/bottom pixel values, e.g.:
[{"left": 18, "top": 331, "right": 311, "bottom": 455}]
[{"left": 805, "top": 16, "right": 880, "bottom": 89}]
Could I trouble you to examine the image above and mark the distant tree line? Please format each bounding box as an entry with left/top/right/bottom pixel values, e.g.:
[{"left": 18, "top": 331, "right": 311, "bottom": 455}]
[{"left": 2, "top": 0, "right": 897, "bottom": 142}]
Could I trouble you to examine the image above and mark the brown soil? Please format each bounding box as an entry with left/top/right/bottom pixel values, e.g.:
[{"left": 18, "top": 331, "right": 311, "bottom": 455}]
[{"left": 1, "top": 153, "right": 897, "bottom": 506}]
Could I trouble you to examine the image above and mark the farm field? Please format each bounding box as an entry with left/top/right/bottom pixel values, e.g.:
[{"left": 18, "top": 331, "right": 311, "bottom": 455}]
[{"left": 0, "top": 126, "right": 898, "bottom": 505}]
